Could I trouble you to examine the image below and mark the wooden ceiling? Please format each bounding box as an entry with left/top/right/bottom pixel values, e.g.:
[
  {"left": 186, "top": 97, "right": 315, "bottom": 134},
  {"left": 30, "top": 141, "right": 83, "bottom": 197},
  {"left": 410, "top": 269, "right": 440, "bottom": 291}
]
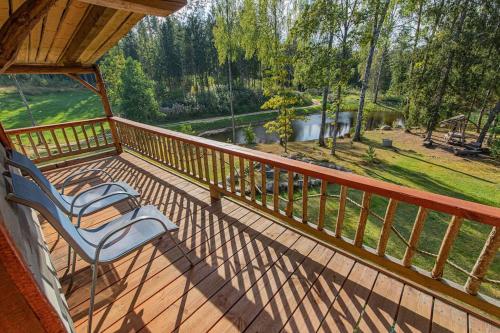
[{"left": 0, "top": 0, "right": 185, "bottom": 71}]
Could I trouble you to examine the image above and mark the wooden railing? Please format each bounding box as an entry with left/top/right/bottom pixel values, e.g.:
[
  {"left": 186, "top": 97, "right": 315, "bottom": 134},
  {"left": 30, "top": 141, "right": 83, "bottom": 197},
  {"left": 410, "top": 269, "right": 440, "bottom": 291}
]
[
  {"left": 113, "top": 117, "right": 500, "bottom": 316},
  {"left": 5, "top": 117, "right": 116, "bottom": 163}
]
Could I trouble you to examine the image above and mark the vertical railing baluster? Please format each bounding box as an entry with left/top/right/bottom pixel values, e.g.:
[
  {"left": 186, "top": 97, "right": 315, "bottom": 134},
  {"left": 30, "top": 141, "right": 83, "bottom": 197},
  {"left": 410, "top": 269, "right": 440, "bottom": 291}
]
[
  {"left": 335, "top": 185, "right": 347, "bottom": 237},
  {"left": 261, "top": 163, "right": 267, "bottom": 207},
  {"left": 432, "top": 216, "right": 463, "bottom": 279},
  {"left": 302, "top": 175, "right": 308, "bottom": 223},
  {"left": 196, "top": 146, "right": 203, "bottom": 180},
  {"left": 317, "top": 180, "right": 328, "bottom": 230},
  {"left": 465, "top": 227, "right": 499, "bottom": 295},
  {"left": 286, "top": 171, "right": 294, "bottom": 218},
  {"left": 249, "top": 160, "right": 256, "bottom": 202},
  {"left": 166, "top": 137, "right": 174, "bottom": 167},
  {"left": 15, "top": 135, "right": 27, "bottom": 155},
  {"left": 354, "top": 192, "right": 372, "bottom": 247},
  {"left": 203, "top": 147, "right": 210, "bottom": 183},
  {"left": 81, "top": 125, "right": 90, "bottom": 149},
  {"left": 72, "top": 126, "right": 81, "bottom": 151},
  {"left": 27, "top": 133, "right": 39, "bottom": 160},
  {"left": 100, "top": 122, "right": 109, "bottom": 145},
  {"left": 229, "top": 155, "right": 236, "bottom": 193},
  {"left": 172, "top": 139, "right": 179, "bottom": 169},
  {"left": 377, "top": 199, "right": 399, "bottom": 256},
  {"left": 90, "top": 123, "right": 99, "bottom": 147},
  {"left": 220, "top": 152, "right": 227, "bottom": 191},
  {"left": 239, "top": 157, "right": 245, "bottom": 197},
  {"left": 402, "top": 207, "right": 428, "bottom": 267},
  {"left": 273, "top": 167, "right": 280, "bottom": 212},
  {"left": 176, "top": 140, "right": 185, "bottom": 171},
  {"left": 211, "top": 149, "right": 218, "bottom": 186},
  {"left": 50, "top": 129, "right": 62, "bottom": 154},
  {"left": 62, "top": 128, "right": 72, "bottom": 152},
  {"left": 40, "top": 131, "right": 51, "bottom": 157}
]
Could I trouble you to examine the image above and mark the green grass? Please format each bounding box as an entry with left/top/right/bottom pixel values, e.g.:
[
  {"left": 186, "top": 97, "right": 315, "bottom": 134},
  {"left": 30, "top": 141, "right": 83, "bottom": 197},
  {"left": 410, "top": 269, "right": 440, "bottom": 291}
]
[
  {"left": 254, "top": 131, "right": 499, "bottom": 298},
  {"left": 0, "top": 87, "right": 104, "bottom": 129},
  {"left": 163, "top": 105, "right": 322, "bottom": 134}
]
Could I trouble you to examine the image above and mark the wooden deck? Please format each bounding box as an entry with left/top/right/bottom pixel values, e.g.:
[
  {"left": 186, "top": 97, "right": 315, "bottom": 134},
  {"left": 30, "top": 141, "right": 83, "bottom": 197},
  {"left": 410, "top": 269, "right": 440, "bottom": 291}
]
[{"left": 41, "top": 152, "right": 498, "bottom": 333}]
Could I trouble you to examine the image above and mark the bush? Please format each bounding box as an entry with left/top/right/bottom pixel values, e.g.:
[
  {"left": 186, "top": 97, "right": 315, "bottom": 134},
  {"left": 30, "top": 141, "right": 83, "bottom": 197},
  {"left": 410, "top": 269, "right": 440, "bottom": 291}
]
[
  {"left": 243, "top": 124, "right": 256, "bottom": 144},
  {"left": 364, "top": 145, "right": 378, "bottom": 164},
  {"left": 178, "top": 124, "right": 195, "bottom": 135},
  {"left": 490, "top": 138, "right": 500, "bottom": 161}
]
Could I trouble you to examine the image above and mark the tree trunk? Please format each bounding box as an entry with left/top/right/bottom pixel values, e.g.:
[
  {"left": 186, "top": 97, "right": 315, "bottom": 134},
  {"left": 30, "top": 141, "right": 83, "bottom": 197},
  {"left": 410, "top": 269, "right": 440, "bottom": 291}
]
[
  {"left": 476, "top": 102, "right": 499, "bottom": 147},
  {"left": 373, "top": 47, "right": 385, "bottom": 104},
  {"left": 425, "top": 1, "right": 468, "bottom": 141},
  {"left": 353, "top": 0, "right": 390, "bottom": 142},
  {"left": 404, "top": 0, "right": 423, "bottom": 119},
  {"left": 477, "top": 88, "right": 492, "bottom": 132},
  {"left": 331, "top": 85, "right": 342, "bottom": 155},
  {"left": 227, "top": 58, "right": 236, "bottom": 143},
  {"left": 319, "top": 32, "right": 334, "bottom": 147}
]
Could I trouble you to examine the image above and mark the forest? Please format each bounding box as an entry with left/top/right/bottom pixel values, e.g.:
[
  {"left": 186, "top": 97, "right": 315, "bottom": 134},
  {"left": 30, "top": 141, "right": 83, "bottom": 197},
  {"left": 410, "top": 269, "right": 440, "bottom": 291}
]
[{"left": 88, "top": 0, "right": 498, "bottom": 152}]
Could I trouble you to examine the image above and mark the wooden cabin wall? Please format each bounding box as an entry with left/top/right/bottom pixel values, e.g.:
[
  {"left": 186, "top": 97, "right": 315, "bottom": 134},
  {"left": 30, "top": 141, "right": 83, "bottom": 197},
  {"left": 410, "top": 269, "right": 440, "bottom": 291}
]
[{"left": 0, "top": 144, "right": 73, "bottom": 332}]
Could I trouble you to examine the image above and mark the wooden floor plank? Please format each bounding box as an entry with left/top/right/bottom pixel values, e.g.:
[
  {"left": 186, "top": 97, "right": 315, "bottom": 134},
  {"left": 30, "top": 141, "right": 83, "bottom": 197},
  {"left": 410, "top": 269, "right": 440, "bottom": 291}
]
[
  {"left": 281, "top": 252, "right": 356, "bottom": 333},
  {"left": 208, "top": 236, "right": 318, "bottom": 332},
  {"left": 244, "top": 243, "right": 335, "bottom": 333},
  {"left": 357, "top": 273, "right": 404, "bottom": 332},
  {"left": 431, "top": 299, "right": 467, "bottom": 333},
  {"left": 395, "top": 285, "right": 434, "bottom": 333},
  {"left": 98, "top": 220, "right": 299, "bottom": 333},
  {"left": 469, "top": 316, "right": 500, "bottom": 333},
  {"left": 73, "top": 209, "right": 265, "bottom": 332},
  {"left": 317, "top": 262, "right": 378, "bottom": 333}
]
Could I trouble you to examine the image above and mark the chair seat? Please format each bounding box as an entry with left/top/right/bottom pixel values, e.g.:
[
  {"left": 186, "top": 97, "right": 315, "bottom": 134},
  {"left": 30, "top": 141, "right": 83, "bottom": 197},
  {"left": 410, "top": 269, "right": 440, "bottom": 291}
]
[
  {"left": 78, "top": 205, "right": 178, "bottom": 263},
  {"left": 62, "top": 182, "right": 140, "bottom": 216}
]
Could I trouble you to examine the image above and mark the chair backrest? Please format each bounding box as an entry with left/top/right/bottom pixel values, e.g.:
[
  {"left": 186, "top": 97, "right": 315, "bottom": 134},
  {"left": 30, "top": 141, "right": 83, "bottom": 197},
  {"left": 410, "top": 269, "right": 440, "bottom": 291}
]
[
  {"left": 6, "top": 150, "right": 69, "bottom": 211},
  {"left": 5, "top": 174, "right": 94, "bottom": 263}
]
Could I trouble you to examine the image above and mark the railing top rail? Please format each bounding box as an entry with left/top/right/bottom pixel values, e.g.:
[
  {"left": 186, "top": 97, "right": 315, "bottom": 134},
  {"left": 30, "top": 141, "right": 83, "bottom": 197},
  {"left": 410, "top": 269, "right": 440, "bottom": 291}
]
[
  {"left": 113, "top": 116, "right": 500, "bottom": 227},
  {"left": 5, "top": 117, "right": 109, "bottom": 135}
]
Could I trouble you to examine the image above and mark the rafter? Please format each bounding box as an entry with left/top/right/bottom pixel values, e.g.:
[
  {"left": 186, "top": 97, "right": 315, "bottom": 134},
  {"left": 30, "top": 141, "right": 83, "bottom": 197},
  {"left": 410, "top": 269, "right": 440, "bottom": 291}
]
[
  {"left": 77, "top": 0, "right": 183, "bottom": 17},
  {"left": 0, "top": 0, "right": 58, "bottom": 73}
]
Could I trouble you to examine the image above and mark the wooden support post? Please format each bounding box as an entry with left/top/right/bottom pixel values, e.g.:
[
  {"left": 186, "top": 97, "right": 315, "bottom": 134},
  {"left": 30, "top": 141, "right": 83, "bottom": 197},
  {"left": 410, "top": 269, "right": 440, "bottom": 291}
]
[
  {"left": 93, "top": 65, "right": 122, "bottom": 153},
  {"left": 465, "top": 227, "right": 499, "bottom": 295},
  {"left": 432, "top": 216, "right": 463, "bottom": 279},
  {"left": 0, "top": 122, "right": 12, "bottom": 149}
]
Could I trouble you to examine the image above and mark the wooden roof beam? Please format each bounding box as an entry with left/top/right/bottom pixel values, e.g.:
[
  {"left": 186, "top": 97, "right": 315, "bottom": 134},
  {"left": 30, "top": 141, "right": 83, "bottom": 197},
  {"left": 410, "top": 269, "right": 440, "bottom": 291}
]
[
  {"left": 0, "top": 0, "right": 58, "bottom": 73},
  {"left": 77, "top": 0, "right": 183, "bottom": 17},
  {"left": 3, "top": 65, "right": 95, "bottom": 74}
]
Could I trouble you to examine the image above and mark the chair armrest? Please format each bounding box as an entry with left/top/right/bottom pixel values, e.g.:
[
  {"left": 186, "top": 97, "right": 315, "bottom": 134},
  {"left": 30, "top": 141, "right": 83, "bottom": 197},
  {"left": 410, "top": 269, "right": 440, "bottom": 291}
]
[
  {"left": 68, "top": 182, "right": 130, "bottom": 216},
  {"left": 94, "top": 216, "right": 168, "bottom": 263},
  {"left": 61, "top": 168, "right": 114, "bottom": 194},
  {"left": 75, "top": 191, "right": 140, "bottom": 227}
]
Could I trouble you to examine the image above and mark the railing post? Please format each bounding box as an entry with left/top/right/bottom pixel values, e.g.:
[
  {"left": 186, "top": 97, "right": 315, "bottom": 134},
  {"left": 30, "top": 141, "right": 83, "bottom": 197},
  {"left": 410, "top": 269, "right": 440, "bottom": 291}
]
[
  {"left": 0, "top": 121, "right": 12, "bottom": 149},
  {"left": 93, "top": 65, "right": 122, "bottom": 154},
  {"left": 465, "top": 227, "right": 499, "bottom": 295}
]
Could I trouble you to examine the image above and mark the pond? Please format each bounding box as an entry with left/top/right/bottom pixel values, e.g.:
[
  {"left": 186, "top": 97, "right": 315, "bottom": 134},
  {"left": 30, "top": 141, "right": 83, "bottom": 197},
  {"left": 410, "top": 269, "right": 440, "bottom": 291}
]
[{"left": 203, "top": 110, "right": 404, "bottom": 144}]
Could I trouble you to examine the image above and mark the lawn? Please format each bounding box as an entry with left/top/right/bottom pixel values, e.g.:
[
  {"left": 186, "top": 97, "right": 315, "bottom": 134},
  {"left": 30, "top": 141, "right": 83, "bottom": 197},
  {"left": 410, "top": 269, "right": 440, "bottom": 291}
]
[
  {"left": 252, "top": 130, "right": 500, "bottom": 298},
  {"left": 0, "top": 87, "right": 104, "bottom": 129}
]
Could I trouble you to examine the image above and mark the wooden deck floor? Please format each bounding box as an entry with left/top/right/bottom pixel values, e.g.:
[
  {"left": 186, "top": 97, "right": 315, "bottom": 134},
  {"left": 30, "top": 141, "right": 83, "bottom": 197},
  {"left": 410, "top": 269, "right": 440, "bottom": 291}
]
[{"left": 41, "top": 152, "right": 498, "bottom": 333}]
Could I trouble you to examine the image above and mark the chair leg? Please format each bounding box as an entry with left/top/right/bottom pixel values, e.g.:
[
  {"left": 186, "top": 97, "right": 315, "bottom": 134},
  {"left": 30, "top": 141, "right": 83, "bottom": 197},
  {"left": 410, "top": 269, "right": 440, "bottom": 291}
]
[
  {"left": 88, "top": 263, "right": 98, "bottom": 333},
  {"left": 167, "top": 233, "right": 195, "bottom": 267},
  {"left": 67, "top": 250, "right": 77, "bottom": 293},
  {"left": 66, "top": 246, "right": 72, "bottom": 275}
]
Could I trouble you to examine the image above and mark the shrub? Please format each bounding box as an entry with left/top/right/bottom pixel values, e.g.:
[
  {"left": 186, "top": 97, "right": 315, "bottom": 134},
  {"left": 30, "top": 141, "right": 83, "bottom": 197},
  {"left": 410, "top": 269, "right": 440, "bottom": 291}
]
[
  {"left": 178, "top": 124, "right": 195, "bottom": 135},
  {"left": 490, "top": 138, "right": 500, "bottom": 161},
  {"left": 364, "top": 145, "right": 378, "bottom": 164},
  {"left": 244, "top": 124, "right": 256, "bottom": 144}
]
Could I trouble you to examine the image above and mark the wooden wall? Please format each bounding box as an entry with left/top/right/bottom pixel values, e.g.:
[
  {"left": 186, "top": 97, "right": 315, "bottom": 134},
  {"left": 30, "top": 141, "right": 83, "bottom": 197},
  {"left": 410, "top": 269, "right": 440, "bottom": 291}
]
[{"left": 0, "top": 144, "right": 73, "bottom": 332}]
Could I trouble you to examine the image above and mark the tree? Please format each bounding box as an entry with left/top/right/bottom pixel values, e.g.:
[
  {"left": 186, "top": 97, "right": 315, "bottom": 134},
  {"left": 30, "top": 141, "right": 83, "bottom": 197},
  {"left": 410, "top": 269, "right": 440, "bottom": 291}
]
[
  {"left": 293, "top": 0, "right": 339, "bottom": 147},
  {"left": 353, "top": 0, "right": 391, "bottom": 141},
  {"left": 100, "top": 47, "right": 126, "bottom": 110},
  {"left": 331, "top": 0, "right": 360, "bottom": 155},
  {"left": 120, "top": 58, "right": 159, "bottom": 122},
  {"left": 262, "top": 92, "right": 303, "bottom": 153},
  {"left": 213, "top": 0, "right": 240, "bottom": 143},
  {"left": 476, "top": 102, "right": 499, "bottom": 147}
]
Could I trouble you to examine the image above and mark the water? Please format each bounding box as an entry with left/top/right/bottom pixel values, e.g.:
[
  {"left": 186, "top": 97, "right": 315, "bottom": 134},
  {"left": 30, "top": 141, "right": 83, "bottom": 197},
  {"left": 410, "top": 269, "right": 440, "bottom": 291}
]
[{"left": 204, "top": 110, "right": 404, "bottom": 144}]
